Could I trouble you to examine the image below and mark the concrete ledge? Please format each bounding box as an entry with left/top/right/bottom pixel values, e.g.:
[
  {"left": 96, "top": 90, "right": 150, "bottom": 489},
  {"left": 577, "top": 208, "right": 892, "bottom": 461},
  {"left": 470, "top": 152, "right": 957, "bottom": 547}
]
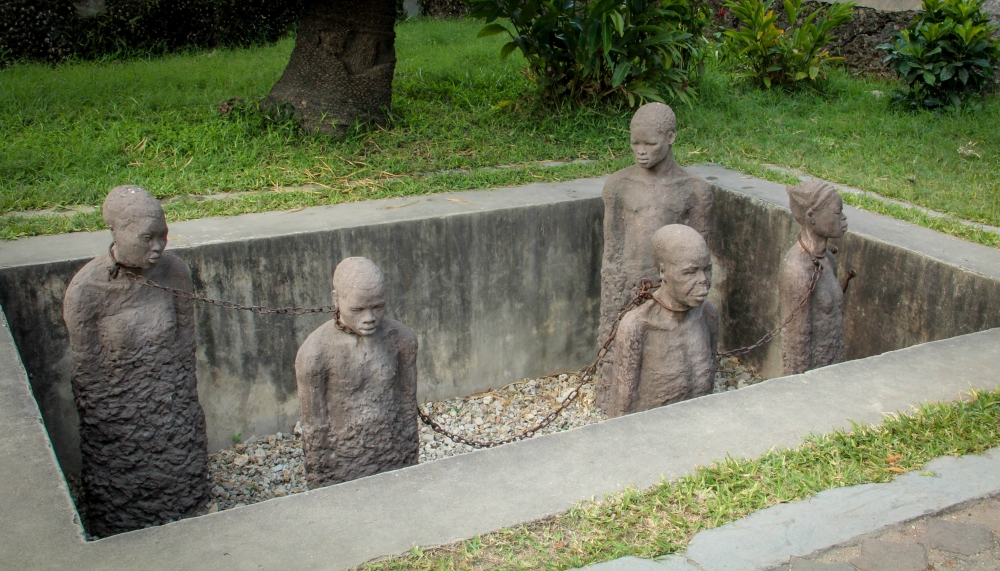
[
  {"left": 4, "top": 165, "right": 1000, "bottom": 474},
  {"left": 3, "top": 311, "right": 999, "bottom": 569}
]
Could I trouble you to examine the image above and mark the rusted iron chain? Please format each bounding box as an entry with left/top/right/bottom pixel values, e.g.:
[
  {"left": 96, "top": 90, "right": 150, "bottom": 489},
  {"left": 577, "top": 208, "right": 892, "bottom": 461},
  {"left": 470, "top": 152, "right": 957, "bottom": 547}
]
[
  {"left": 417, "top": 279, "right": 661, "bottom": 448},
  {"left": 110, "top": 261, "right": 337, "bottom": 316},
  {"left": 718, "top": 238, "right": 823, "bottom": 358}
]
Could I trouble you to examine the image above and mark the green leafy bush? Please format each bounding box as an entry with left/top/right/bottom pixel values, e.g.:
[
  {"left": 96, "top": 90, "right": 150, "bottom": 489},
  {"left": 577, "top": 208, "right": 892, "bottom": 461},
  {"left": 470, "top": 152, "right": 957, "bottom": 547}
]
[
  {"left": 722, "top": 0, "right": 854, "bottom": 88},
  {"left": 0, "top": 0, "right": 302, "bottom": 65},
  {"left": 878, "top": 0, "right": 1000, "bottom": 109},
  {"left": 468, "top": 0, "right": 711, "bottom": 106}
]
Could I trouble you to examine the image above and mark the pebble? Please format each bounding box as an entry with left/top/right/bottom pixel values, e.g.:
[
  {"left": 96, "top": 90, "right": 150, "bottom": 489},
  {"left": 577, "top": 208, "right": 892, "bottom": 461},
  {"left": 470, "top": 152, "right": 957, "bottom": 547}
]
[{"left": 199, "top": 356, "right": 762, "bottom": 513}]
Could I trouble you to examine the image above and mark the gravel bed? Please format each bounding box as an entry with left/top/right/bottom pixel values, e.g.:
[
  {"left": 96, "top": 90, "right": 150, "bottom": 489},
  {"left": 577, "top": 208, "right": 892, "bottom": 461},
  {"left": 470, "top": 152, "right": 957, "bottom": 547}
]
[{"left": 200, "top": 356, "right": 763, "bottom": 513}]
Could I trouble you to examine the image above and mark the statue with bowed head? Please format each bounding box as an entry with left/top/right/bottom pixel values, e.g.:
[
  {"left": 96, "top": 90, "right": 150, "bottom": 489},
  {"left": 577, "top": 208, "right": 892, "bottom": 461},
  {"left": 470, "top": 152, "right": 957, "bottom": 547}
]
[
  {"left": 597, "top": 102, "right": 713, "bottom": 411},
  {"left": 63, "top": 186, "right": 208, "bottom": 537},
  {"left": 780, "top": 181, "right": 848, "bottom": 375},
  {"left": 603, "top": 224, "right": 718, "bottom": 417},
  {"left": 295, "top": 257, "right": 418, "bottom": 488}
]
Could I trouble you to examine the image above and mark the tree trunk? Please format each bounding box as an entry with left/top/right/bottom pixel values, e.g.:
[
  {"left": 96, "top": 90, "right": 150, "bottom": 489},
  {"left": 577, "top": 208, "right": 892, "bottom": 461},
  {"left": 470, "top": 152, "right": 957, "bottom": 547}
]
[{"left": 263, "top": 0, "right": 397, "bottom": 136}]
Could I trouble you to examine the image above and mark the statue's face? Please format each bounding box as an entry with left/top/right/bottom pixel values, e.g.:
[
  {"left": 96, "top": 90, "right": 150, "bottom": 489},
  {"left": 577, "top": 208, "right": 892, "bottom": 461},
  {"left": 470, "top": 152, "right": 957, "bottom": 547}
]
[
  {"left": 112, "top": 216, "right": 168, "bottom": 268},
  {"left": 658, "top": 245, "right": 712, "bottom": 310},
  {"left": 630, "top": 123, "right": 675, "bottom": 170},
  {"left": 810, "top": 194, "right": 847, "bottom": 239},
  {"left": 337, "top": 286, "right": 386, "bottom": 336}
]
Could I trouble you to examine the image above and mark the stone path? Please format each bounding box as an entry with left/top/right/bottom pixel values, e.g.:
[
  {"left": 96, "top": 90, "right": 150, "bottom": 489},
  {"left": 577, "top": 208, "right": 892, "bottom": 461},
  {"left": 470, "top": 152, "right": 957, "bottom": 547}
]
[
  {"left": 788, "top": 498, "right": 1000, "bottom": 571},
  {"left": 574, "top": 448, "right": 1000, "bottom": 571}
]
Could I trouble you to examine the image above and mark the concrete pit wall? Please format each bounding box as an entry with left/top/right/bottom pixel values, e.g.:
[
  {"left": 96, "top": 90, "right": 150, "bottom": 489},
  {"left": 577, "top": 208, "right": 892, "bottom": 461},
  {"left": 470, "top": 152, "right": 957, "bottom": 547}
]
[{"left": 2, "top": 166, "right": 999, "bottom": 478}]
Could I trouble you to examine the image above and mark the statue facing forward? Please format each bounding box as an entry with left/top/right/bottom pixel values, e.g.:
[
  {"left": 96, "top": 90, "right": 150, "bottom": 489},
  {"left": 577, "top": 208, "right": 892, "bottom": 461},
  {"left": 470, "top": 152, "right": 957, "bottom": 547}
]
[
  {"left": 598, "top": 102, "right": 713, "bottom": 410},
  {"left": 295, "top": 257, "right": 418, "bottom": 488},
  {"left": 63, "top": 186, "right": 208, "bottom": 537},
  {"left": 603, "top": 225, "right": 718, "bottom": 418},
  {"left": 780, "top": 181, "right": 848, "bottom": 375}
]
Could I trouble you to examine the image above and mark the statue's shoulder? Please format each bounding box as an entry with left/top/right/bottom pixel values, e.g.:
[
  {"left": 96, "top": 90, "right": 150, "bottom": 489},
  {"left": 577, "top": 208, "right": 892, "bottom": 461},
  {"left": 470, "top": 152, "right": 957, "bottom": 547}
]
[
  {"left": 299, "top": 320, "right": 346, "bottom": 356},
  {"left": 383, "top": 319, "right": 417, "bottom": 351},
  {"left": 159, "top": 251, "right": 191, "bottom": 273},
  {"left": 700, "top": 300, "right": 719, "bottom": 324},
  {"left": 603, "top": 165, "right": 642, "bottom": 196},
  {"left": 619, "top": 303, "right": 651, "bottom": 336},
  {"left": 673, "top": 166, "right": 711, "bottom": 191},
  {"left": 67, "top": 255, "right": 114, "bottom": 294}
]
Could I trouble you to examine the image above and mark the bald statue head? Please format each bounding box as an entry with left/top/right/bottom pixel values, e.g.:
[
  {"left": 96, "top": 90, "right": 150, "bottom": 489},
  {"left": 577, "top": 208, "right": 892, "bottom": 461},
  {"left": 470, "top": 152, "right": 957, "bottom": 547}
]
[
  {"left": 652, "top": 224, "right": 712, "bottom": 311},
  {"left": 332, "top": 257, "right": 387, "bottom": 336},
  {"left": 630, "top": 103, "right": 677, "bottom": 170},
  {"left": 103, "top": 185, "right": 167, "bottom": 268}
]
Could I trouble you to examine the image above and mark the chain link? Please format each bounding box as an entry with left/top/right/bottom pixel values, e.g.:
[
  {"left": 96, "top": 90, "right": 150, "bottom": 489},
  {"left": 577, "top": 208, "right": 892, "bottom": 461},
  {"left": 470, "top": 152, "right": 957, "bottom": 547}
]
[
  {"left": 417, "top": 279, "right": 660, "bottom": 448},
  {"left": 112, "top": 265, "right": 338, "bottom": 316},
  {"left": 110, "top": 237, "right": 843, "bottom": 449}
]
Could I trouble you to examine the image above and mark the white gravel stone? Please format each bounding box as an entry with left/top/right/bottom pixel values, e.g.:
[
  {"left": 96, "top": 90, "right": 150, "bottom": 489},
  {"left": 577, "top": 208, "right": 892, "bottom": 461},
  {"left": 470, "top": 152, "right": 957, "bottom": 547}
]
[{"left": 200, "top": 356, "right": 762, "bottom": 513}]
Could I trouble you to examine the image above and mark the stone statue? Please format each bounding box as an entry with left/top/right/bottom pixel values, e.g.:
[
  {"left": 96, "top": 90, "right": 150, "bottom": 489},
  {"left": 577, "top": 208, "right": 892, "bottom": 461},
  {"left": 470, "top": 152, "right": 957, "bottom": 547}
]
[
  {"left": 63, "top": 186, "right": 208, "bottom": 537},
  {"left": 779, "top": 180, "right": 848, "bottom": 376},
  {"left": 295, "top": 257, "right": 418, "bottom": 488},
  {"left": 597, "top": 102, "right": 713, "bottom": 410},
  {"left": 602, "top": 225, "right": 718, "bottom": 418}
]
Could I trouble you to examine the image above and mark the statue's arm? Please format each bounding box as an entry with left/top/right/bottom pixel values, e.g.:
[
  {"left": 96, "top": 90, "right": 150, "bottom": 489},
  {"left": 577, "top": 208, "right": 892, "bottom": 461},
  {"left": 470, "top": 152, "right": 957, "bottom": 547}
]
[
  {"left": 171, "top": 258, "right": 197, "bottom": 358},
  {"left": 397, "top": 326, "right": 419, "bottom": 448},
  {"left": 688, "top": 180, "right": 713, "bottom": 239},
  {"left": 779, "top": 258, "right": 812, "bottom": 375},
  {"left": 295, "top": 341, "right": 330, "bottom": 444},
  {"left": 602, "top": 181, "right": 625, "bottom": 267},
  {"left": 608, "top": 313, "right": 645, "bottom": 416},
  {"left": 63, "top": 278, "right": 102, "bottom": 390},
  {"left": 704, "top": 301, "right": 719, "bottom": 358}
]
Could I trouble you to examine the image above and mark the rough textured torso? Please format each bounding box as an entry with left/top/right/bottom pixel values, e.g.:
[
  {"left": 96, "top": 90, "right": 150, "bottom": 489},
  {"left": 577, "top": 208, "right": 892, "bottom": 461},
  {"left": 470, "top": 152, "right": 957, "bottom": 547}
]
[
  {"left": 598, "top": 164, "right": 713, "bottom": 398},
  {"left": 779, "top": 247, "right": 845, "bottom": 375},
  {"left": 62, "top": 253, "right": 208, "bottom": 537},
  {"left": 603, "top": 301, "right": 717, "bottom": 417},
  {"left": 295, "top": 319, "right": 418, "bottom": 488}
]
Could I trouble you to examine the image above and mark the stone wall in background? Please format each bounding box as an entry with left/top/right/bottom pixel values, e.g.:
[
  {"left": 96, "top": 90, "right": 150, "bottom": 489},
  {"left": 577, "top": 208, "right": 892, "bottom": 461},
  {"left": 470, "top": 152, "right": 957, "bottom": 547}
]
[{"left": 707, "top": 0, "right": 917, "bottom": 77}]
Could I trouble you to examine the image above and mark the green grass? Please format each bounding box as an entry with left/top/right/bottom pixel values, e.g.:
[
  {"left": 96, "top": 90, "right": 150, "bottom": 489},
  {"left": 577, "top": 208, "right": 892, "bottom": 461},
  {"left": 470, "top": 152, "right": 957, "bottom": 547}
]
[
  {"left": 1, "top": 17, "right": 998, "bottom": 242},
  {"left": 353, "top": 387, "right": 1000, "bottom": 570}
]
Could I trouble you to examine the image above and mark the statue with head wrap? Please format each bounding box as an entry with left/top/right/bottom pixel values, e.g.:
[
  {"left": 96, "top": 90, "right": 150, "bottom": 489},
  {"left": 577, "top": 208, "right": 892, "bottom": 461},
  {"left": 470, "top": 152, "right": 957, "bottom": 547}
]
[
  {"left": 598, "top": 102, "right": 713, "bottom": 410},
  {"left": 602, "top": 224, "right": 718, "bottom": 417},
  {"left": 780, "top": 180, "right": 848, "bottom": 375},
  {"left": 295, "top": 257, "right": 418, "bottom": 488},
  {"left": 62, "top": 185, "right": 208, "bottom": 537}
]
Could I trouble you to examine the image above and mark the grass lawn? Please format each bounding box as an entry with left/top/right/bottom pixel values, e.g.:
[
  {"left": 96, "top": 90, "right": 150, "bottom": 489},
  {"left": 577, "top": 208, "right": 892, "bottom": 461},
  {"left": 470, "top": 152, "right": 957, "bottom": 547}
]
[
  {"left": 1, "top": 17, "right": 998, "bottom": 242},
  {"left": 355, "top": 388, "right": 1000, "bottom": 570}
]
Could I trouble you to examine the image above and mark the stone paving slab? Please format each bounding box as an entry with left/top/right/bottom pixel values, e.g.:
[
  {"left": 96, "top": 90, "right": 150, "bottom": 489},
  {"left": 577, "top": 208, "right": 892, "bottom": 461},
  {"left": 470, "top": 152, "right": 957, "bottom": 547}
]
[{"left": 574, "top": 449, "right": 1000, "bottom": 571}]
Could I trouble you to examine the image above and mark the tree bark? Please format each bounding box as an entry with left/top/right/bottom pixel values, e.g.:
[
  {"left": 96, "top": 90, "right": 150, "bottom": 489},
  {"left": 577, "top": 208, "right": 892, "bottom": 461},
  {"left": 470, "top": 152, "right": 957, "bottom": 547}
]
[{"left": 263, "top": 0, "right": 397, "bottom": 136}]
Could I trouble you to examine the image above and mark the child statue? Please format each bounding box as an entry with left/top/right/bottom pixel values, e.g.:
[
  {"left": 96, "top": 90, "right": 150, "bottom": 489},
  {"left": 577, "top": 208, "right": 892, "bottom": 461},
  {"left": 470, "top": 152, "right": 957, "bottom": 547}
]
[
  {"left": 597, "top": 102, "right": 713, "bottom": 410},
  {"left": 295, "top": 257, "right": 418, "bottom": 488},
  {"left": 63, "top": 186, "right": 208, "bottom": 537},
  {"left": 603, "top": 224, "right": 718, "bottom": 418},
  {"left": 779, "top": 180, "right": 848, "bottom": 375}
]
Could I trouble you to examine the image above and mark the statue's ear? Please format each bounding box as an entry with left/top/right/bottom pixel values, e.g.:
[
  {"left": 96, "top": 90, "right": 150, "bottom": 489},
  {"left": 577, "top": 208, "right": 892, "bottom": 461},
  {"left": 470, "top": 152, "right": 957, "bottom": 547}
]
[
  {"left": 806, "top": 209, "right": 817, "bottom": 225},
  {"left": 667, "top": 130, "right": 676, "bottom": 146}
]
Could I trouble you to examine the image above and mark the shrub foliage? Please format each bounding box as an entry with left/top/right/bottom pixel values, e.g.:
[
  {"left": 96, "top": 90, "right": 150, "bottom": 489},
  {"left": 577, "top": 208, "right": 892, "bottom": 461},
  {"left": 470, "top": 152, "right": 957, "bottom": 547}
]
[
  {"left": 878, "top": 0, "right": 1000, "bottom": 109},
  {"left": 1, "top": 0, "right": 302, "bottom": 64},
  {"left": 723, "top": 0, "right": 854, "bottom": 88},
  {"left": 469, "top": 0, "right": 711, "bottom": 107}
]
